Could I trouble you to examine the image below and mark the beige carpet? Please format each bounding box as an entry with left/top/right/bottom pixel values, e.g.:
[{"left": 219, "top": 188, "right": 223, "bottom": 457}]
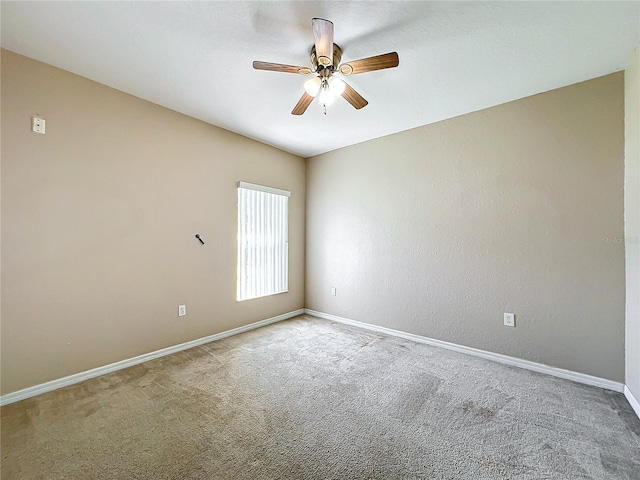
[{"left": 2, "top": 315, "right": 639, "bottom": 479}]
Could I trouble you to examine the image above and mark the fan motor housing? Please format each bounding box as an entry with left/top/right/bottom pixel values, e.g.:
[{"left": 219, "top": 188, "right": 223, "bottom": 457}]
[{"left": 310, "top": 44, "right": 342, "bottom": 71}]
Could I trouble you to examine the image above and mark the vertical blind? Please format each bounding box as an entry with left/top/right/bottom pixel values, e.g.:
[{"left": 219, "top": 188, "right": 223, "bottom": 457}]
[{"left": 237, "top": 182, "right": 289, "bottom": 301}]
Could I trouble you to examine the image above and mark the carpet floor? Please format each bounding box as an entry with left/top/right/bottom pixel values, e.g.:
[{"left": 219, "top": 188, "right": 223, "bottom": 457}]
[{"left": 2, "top": 315, "right": 639, "bottom": 479}]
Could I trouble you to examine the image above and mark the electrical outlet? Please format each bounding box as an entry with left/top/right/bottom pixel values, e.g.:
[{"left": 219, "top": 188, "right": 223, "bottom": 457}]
[
  {"left": 32, "top": 116, "right": 45, "bottom": 134},
  {"left": 331, "top": 287, "right": 336, "bottom": 296},
  {"left": 178, "top": 305, "right": 186, "bottom": 317},
  {"left": 504, "top": 313, "right": 515, "bottom": 327}
]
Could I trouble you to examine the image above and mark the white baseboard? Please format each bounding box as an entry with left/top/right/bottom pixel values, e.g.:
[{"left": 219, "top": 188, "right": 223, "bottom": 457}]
[
  {"left": 624, "top": 386, "right": 640, "bottom": 418},
  {"left": 0, "top": 309, "right": 304, "bottom": 407},
  {"left": 304, "top": 309, "right": 625, "bottom": 394},
  {"left": 4, "top": 308, "right": 633, "bottom": 416}
]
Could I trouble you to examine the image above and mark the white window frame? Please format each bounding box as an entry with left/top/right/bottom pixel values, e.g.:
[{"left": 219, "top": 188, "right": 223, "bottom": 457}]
[{"left": 237, "top": 181, "right": 290, "bottom": 301}]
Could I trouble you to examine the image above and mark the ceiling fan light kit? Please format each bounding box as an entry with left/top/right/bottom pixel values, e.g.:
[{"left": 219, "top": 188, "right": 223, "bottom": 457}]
[{"left": 253, "top": 18, "right": 399, "bottom": 116}]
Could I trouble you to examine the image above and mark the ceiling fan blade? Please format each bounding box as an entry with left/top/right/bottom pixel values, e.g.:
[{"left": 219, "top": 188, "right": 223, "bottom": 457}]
[
  {"left": 312, "top": 18, "right": 334, "bottom": 67},
  {"left": 339, "top": 52, "right": 399, "bottom": 75},
  {"left": 291, "top": 92, "right": 314, "bottom": 115},
  {"left": 253, "top": 61, "right": 312, "bottom": 75},
  {"left": 341, "top": 81, "right": 368, "bottom": 110}
]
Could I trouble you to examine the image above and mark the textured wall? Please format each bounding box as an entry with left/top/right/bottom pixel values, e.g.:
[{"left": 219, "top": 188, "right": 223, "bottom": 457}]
[
  {"left": 1, "top": 50, "right": 305, "bottom": 395},
  {"left": 306, "top": 73, "right": 625, "bottom": 382},
  {"left": 625, "top": 45, "right": 640, "bottom": 399}
]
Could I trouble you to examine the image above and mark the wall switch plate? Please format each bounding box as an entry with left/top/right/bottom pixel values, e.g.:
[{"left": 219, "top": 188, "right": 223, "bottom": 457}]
[
  {"left": 331, "top": 287, "right": 336, "bottom": 296},
  {"left": 32, "top": 116, "right": 45, "bottom": 134},
  {"left": 178, "top": 305, "right": 186, "bottom": 317},
  {"left": 504, "top": 313, "right": 515, "bottom": 327}
]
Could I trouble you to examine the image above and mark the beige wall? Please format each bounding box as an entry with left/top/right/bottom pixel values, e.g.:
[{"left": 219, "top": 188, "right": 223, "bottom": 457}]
[
  {"left": 0, "top": 50, "right": 305, "bottom": 395},
  {"left": 626, "top": 45, "right": 640, "bottom": 400},
  {"left": 306, "top": 73, "right": 626, "bottom": 382},
  {"left": 1, "top": 48, "right": 630, "bottom": 396}
]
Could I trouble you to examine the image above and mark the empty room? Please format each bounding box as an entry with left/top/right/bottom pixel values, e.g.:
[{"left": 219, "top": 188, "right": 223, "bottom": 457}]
[{"left": 1, "top": 1, "right": 640, "bottom": 479}]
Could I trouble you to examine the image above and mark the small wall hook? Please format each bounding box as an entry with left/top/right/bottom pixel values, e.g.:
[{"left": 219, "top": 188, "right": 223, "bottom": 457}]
[{"left": 195, "top": 234, "right": 205, "bottom": 245}]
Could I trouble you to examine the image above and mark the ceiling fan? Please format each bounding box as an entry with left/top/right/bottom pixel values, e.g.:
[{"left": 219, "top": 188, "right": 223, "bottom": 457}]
[{"left": 253, "top": 18, "right": 399, "bottom": 115}]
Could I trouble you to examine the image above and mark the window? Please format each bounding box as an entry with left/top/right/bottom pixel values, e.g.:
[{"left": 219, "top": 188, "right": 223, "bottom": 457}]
[{"left": 237, "top": 182, "right": 289, "bottom": 301}]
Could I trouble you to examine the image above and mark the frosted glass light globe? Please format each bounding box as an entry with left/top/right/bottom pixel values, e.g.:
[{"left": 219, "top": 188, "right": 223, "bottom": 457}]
[
  {"left": 329, "top": 77, "right": 345, "bottom": 96},
  {"left": 318, "top": 86, "right": 335, "bottom": 106},
  {"left": 304, "top": 77, "right": 321, "bottom": 97}
]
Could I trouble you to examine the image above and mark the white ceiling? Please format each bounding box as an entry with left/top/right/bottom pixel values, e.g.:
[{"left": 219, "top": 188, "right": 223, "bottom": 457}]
[{"left": 2, "top": 1, "right": 639, "bottom": 158}]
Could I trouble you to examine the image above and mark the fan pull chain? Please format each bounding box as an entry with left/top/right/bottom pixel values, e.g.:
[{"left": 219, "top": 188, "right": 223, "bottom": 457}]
[{"left": 323, "top": 104, "right": 327, "bottom": 116}]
